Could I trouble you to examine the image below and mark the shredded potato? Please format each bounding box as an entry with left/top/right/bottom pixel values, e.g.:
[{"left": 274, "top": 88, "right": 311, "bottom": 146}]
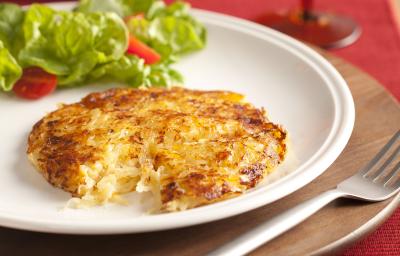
[{"left": 27, "top": 87, "right": 286, "bottom": 212}]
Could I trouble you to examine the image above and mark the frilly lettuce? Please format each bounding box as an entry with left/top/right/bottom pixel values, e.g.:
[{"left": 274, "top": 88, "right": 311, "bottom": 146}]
[
  {"left": 76, "top": 0, "right": 157, "bottom": 17},
  {"left": 87, "top": 55, "right": 182, "bottom": 87},
  {"left": 0, "top": 41, "right": 22, "bottom": 91},
  {"left": 128, "top": 1, "right": 206, "bottom": 61},
  {"left": 0, "top": 3, "right": 23, "bottom": 91},
  {"left": 19, "top": 4, "right": 128, "bottom": 86},
  {"left": 0, "top": 1, "right": 205, "bottom": 92},
  {"left": 79, "top": 0, "right": 206, "bottom": 61},
  {"left": 0, "top": 3, "right": 24, "bottom": 56}
]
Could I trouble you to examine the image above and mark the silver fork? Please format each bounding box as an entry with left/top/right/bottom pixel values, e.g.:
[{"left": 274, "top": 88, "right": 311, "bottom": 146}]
[{"left": 209, "top": 130, "right": 400, "bottom": 256}]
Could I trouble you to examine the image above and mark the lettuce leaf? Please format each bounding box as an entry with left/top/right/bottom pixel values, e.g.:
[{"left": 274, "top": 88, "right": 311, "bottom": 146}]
[
  {"left": 0, "top": 3, "right": 25, "bottom": 56},
  {"left": 0, "top": 1, "right": 203, "bottom": 93},
  {"left": 126, "top": 1, "right": 206, "bottom": 61},
  {"left": 18, "top": 4, "right": 128, "bottom": 86},
  {"left": 0, "top": 41, "right": 22, "bottom": 91},
  {"left": 147, "top": 1, "right": 190, "bottom": 19},
  {"left": 146, "top": 1, "right": 206, "bottom": 43},
  {"left": 87, "top": 54, "right": 182, "bottom": 87},
  {"left": 148, "top": 16, "right": 205, "bottom": 56},
  {"left": 76, "top": 0, "right": 157, "bottom": 17},
  {"left": 78, "top": 0, "right": 206, "bottom": 61},
  {"left": 75, "top": 0, "right": 204, "bottom": 86},
  {"left": 145, "top": 62, "right": 183, "bottom": 87}
]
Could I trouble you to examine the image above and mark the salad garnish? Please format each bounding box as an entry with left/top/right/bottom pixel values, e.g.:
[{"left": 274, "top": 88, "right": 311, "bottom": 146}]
[{"left": 0, "top": 0, "right": 206, "bottom": 99}]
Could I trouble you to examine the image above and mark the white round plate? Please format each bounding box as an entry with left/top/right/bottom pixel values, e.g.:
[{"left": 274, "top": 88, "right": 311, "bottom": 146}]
[{"left": 0, "top": 2, "right": 354, "bottom": 234}]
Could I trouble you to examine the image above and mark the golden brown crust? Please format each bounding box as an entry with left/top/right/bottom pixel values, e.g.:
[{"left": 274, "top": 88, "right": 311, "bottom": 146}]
[{"left": 27, "top": 87, "right": 286, "bottom": 211}]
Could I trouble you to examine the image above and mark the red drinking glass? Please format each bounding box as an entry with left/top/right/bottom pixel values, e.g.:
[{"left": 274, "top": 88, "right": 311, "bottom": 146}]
[{"left": 257, "top": 0, "right": 361, "bottom": 49}]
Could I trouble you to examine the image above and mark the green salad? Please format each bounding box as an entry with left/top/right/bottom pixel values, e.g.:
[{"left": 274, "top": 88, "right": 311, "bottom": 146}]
[{"left": 0, "top": 0, "right": 206, "bottom": 99}]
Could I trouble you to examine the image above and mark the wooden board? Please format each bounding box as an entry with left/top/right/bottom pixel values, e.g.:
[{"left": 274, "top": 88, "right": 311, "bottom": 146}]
[{"left": 0, "top": 50, "right": 399, "bottom": 256}]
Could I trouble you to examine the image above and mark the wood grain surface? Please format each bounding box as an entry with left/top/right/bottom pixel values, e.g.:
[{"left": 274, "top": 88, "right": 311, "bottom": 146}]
[{"left": 0, "top": 50, "right": 399, "bottom": 256}]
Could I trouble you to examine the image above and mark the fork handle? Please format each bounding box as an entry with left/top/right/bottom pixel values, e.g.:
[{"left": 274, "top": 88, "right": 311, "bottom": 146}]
[{"left": 208, "top": 189, "right": 346, "bottom": 256}]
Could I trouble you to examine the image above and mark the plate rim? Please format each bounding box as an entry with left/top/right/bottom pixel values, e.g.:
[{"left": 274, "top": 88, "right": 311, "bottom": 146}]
[{"left": 0, "top": 2, "right": 355, "bottom": 234}]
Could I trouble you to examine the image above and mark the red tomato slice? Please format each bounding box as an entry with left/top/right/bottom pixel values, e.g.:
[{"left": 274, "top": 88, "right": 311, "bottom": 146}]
[
  {"left": 126, "top": 36, "right": 161, "bottom": 65},
  {"left": 13, "top": 67, "right": 57, "bottom": 100}
]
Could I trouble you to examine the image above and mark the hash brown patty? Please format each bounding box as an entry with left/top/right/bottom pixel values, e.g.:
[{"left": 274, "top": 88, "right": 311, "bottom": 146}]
[{"left": 27, "top": 87, "right": 286, "bottom": 212}]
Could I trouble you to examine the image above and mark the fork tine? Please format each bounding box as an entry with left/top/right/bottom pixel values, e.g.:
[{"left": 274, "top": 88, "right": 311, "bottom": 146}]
[
  {"left": 371, "top": 144, "right": 400, "bottom": 181},
  {"left": 383, "top": 161, "right": 400, "bottom": 187},
  {"left": 361, "top": 130, "right": 400, "bottom": 177}
]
